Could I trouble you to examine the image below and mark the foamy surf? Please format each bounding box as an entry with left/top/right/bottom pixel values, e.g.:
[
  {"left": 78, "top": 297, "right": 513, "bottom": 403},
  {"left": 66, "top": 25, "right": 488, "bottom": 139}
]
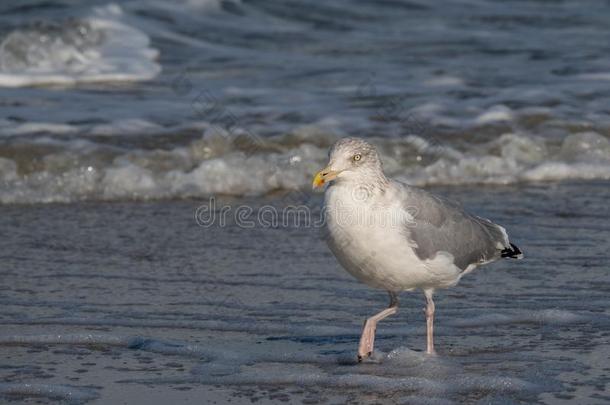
[
  {"left": 0, "top": 123, "right": 609, "bottom": 203},
  {"left": 0, "top": 4, "right": 160, "bottom": 87}
]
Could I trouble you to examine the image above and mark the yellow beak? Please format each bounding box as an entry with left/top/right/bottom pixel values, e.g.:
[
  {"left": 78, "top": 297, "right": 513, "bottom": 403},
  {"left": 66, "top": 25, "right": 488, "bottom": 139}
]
[{"left": 312, "top": 168, "right": 340, "bottom": 189}]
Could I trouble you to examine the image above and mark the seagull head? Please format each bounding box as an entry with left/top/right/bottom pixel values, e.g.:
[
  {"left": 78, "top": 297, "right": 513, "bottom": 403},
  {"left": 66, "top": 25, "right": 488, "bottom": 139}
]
[{"left": 312, "top": 137, "right": 386, "bottom": 189}]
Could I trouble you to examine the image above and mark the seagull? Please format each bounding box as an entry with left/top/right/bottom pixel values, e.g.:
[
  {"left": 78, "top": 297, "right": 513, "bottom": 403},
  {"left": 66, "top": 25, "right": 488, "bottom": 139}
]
[{"left": 312, "top": 137, "right": 522, "bottom": 361}]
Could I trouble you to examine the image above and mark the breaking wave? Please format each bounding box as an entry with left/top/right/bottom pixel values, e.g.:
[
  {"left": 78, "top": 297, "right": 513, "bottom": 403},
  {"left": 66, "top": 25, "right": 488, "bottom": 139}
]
[
  {"left": 0, "top": 121, "right": 608, "bottom": 204},
  {"left": 0, "top": 4, "right": 160, "bottom": 87}
]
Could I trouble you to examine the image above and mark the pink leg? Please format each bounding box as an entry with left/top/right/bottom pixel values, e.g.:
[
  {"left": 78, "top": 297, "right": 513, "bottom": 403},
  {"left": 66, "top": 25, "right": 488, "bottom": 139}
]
[
  {"left": 358, "top": 292, "right": 398, "bottom": 361},
  {"left": 424, "top": 289, "right": 436, "bottom": 355}
]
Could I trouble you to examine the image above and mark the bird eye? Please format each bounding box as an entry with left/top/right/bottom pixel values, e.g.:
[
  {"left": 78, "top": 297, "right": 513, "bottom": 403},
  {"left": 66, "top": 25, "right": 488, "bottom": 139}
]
[{"left": 353, "top": 154, "right": 362, "bottom": 162}]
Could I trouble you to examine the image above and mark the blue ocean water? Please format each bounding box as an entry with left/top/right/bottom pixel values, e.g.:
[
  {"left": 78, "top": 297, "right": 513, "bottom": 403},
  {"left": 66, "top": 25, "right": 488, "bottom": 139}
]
[{"left": 0, "top": 0, "right": 609, "bottom": 202}]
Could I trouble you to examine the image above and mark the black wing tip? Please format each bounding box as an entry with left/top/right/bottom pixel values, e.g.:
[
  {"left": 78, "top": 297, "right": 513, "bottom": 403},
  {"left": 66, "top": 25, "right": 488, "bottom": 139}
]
[{"left": 501, "top": 243, "right": 523, "bottom": 259}]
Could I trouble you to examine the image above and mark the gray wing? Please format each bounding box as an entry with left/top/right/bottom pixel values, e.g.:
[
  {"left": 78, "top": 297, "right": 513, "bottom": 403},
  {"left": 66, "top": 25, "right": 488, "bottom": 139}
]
[{"left": 396, "top": 182, "right": 510, "bottom": 271}]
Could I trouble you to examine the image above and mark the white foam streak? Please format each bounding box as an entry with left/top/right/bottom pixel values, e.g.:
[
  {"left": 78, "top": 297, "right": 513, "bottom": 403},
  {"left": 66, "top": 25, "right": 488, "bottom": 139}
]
[{"left": 474, "top": 105, "right": 514, "bottom": 124}]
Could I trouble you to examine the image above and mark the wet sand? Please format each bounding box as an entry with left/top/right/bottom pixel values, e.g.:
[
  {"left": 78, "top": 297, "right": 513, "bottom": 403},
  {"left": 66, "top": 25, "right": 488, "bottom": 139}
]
[{"left": 0, "top": 181, "right": 608, "bottom": 404}]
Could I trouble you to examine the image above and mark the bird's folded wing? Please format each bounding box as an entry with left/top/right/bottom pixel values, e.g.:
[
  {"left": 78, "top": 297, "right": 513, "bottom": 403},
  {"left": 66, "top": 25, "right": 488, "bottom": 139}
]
[{"left": 396, "top": 182, "right": 510, "bottom": 271}]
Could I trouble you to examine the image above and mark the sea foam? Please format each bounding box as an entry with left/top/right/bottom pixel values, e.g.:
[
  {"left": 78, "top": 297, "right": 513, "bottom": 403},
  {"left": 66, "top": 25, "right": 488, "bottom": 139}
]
[
  {"left": 0, "top": 123, "right": 608, "bottom": 203},
  {"left": 0, "top": 4, "right": 160, "bottom": 87}
]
